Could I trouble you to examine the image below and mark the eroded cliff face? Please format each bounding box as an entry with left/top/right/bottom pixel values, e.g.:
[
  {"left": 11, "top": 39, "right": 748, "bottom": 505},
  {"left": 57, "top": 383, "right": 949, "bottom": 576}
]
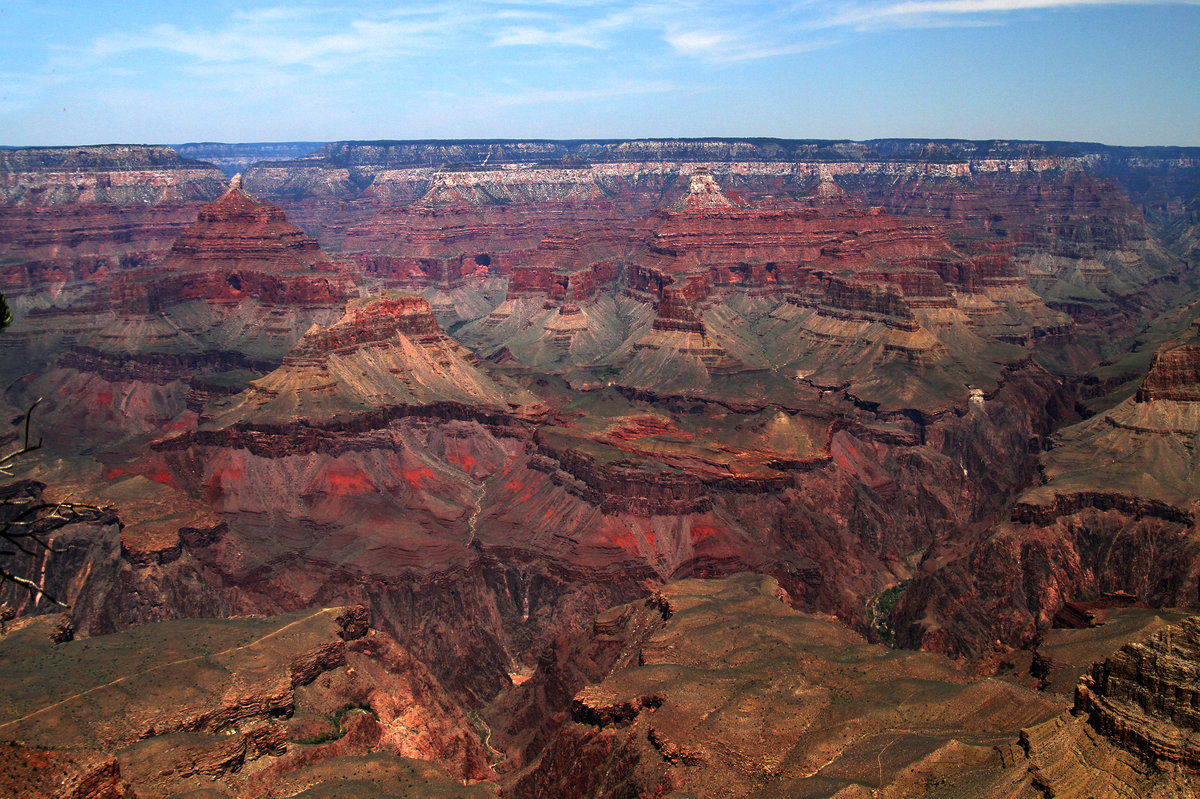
[
  {"left": 1136, "top": 327, "right": 1200, "bottom": 401},
  {"left": 5, "top": 178, "right": 358, "bottom": 456},
  {"left": 3, "top": 137, "right": 1200, "bottom": 796},
  {"left": 497, "top": 574, "right": 1064, "bottom": 798},
  {"left": 239, "top": 140, "right": 1199, "bottom": 371},
  {"left": 12, "top": 352, "right": 1070, "bottom": 708},
  {"left": 1076, "top": 616, "right": 1200, "bottom": 769},
  {"left": 896, "top": 327, "right": 1200, "bottom": 659},
  {"left": 0, "top": 153, "right": 1094, "bottom": 698},
  {"left": 0, "top": 607, "right": 495, "bottom": 799},
  {"left": 0, "top": 146, "right": 226, "bottom": 307},
  {"left": 453, "top": 173, "right": 1070, "bottom": 414}
]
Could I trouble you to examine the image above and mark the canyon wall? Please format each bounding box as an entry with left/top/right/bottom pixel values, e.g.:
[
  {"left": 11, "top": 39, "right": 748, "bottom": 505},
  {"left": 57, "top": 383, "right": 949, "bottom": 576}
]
[{"left": 2, "top": 137, "right": 1200, "bottom": 796}]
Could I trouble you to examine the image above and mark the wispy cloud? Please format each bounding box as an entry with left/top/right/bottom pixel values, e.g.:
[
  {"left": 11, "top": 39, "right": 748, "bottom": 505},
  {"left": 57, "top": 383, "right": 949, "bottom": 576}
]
[
  {"left": 91, "top": 9, "right": 464, "bottom": 71},
  {"left": 490, "top": 2, "right": 649, "bottom": 49},
  {"left": 823, "top": 0, "right": 1200, "bottom": 28},
  {"left": 492, "top": 24, "right": 607, "bottom": 47},
  {"left": 68, "top": 0, "right": 1200, "bottom": 80},
  {"left": 664, "top": 26, "right": 832, "bottom": 62},
  {"left": 3, "top": 0, "right": 1196, "bottom": 144}
]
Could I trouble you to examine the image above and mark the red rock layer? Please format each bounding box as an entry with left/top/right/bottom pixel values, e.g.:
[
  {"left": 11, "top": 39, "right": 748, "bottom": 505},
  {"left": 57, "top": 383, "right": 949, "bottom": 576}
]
[
  {"left": 287, "top": 294, "right": 443, "bottom": 358},
  {"left": 504, "top": 224, "right": 636, "bottom": 303},
  {"left": 0, "top": 205, "right": 212, "bottom": 293},
  {"left": 624, "top": 177, "right": 1023, "bottom": 314},
  {"left": 1136, "top": 335, "right": 1200, "bottom": 402},
  {"left": 0, "top": 743, "right": 136, "bottom": 799},
  {"left": 106, "top": 180, "right": 356, "bottom": 313},
  {"left": 343, "top": 187, "right": 616, "bottom": 291},
  {"left": 1076, "top": 616, "right": 1200, "bottom": 769},
  {"left": 0, "top": 146, "right": 226, "bottom": 294}
]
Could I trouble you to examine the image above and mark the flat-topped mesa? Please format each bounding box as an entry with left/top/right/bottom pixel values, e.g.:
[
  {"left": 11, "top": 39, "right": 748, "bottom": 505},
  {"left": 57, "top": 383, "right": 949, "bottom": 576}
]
[
  {"left": 0, "top": 144, "right": 225, "bottom": 206},
  {"left": 860, "top": 267, "right": 954, "bottom": 308},
  {"left": 903, "top": 248, "right": 1024, "bottom": 294},
  {"left": 1135, "top": 325, "right": 1200, "bottom": 402},
  {"left": 671, "top": 166, "right": 738, "bottom": 212},
  {"left": 1075, "top": 616, "right": 1200, "bottom": 769},
  {"left": 287, "top": 294, "right": 444, "bottom": 360},
  {"left": 504, "top": 227, "right": 628, "bottom": 303}
]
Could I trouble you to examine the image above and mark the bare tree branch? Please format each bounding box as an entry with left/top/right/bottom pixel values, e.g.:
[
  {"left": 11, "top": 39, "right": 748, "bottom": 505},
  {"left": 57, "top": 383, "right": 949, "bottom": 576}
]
[
  {"left": 0, "top": 397, "right": 43, "bottom": 476},
  {"left": 0, "top": 400, "right": 110, "bottom": 609}
]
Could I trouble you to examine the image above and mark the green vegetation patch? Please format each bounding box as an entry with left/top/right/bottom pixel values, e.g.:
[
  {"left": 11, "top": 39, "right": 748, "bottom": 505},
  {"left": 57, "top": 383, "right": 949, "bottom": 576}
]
[
  {"left": 870, "top": 581, "right": 911, "bottom": 648},
  {"left": 296, "top": 702, "right": 377, "bottom": 746}
]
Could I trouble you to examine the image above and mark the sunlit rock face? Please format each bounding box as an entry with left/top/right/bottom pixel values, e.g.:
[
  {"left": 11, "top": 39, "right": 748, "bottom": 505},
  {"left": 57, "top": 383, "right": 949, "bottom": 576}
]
[
  {"left": 896, "top": 325, "right": 1200, "bottom": 660},
  {"left": 7, "top": 178, "right": 358, "bottom": 456},
  {"left": 1136, "top": 325, "right": 1200, "bottom": 402},
  {"left": 1, "top": 137, "right": 1200, "bottom": 797},
  {"left": 0, "top": 607, "right": 493, "bottom": 798},
  {"left": 200, "top": 292, "right": 545, "bottom": 429},
  {"left": 463, "top": 168, "right": 1068, "bottom": 410},
  {"left": 0, "top": 146, "right": 226, "bottom": 301},
  {"left": 1075, "top": 616, "right": 1200, "bottom": 770}
]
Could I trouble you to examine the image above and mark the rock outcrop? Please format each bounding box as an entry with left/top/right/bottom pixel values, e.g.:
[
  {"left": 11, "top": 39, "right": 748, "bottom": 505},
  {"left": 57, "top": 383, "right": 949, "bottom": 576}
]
[
  {"left": 240, "top": 139, "right": 1199, "bottom": 364},
  {"left": 199, "top": 292, "right": 542, "bottom": 430},
  {"left": 0, "top": 145, "right": 226, "bottom": 302},
  {"left": 3, "top": 136, "right": 1200, "bottom": 796},
  {"left": 0, "top": 607, "right": 491, "bottom": 798},
  {"left": 112, "top": 175, "right": 356, "bottom": 316},
  {"left": 0, "top": 743, "right": 136, "bottom": 799},
  {"left": 1076, "top": 616, "right": 1200, "bottom": 769},
  {"left": 502, "top": 574, "right": 1062, "bottom": 798},
  {"left": 7, "top": 177, "right": 358, "bottom": 453},
  {"left": 897, "top": 323, "right": 1200, "bottom": 658},
  {"left": 1136, "top": 322, "right": 1200, "bottom": 402}
]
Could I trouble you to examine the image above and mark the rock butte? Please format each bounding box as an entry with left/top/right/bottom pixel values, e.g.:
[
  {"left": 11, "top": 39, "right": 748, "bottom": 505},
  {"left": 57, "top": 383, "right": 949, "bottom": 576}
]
[{"left": 1, "top": 137, "right": 1199, "bottom": 797}]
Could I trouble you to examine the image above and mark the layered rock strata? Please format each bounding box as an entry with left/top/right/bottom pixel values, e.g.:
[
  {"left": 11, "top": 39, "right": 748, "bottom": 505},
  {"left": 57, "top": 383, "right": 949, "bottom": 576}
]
[
  {"left": 199, "top": 292, "right": 543, "bottom": 428},
  {"left": 10, "top": 178, "right": 358, "bottom": 451},
  {"left": 1076, "top": 616, "right": 1200, "bottom": 769},
  {"left": 0, "top": 607, "right": 491, "bottom": 798},
  {"left": 240, "top": 138, "right": 1197, "bottom": 371},
  {"left": 897, "top": 324, "right": 1200, "bottom": 658},
  {"left": 460, "top": 170, "right": 1067, "bottom": 410},
  {"left": 4, "top": 139, "right": 1200, "bottom": 795},
  {"left": 500, "top": 574, "right": 1062, "bottom": 798},
  {"left": 1135, "top": 324, "right": 1200, "bottom": 402},
  {"left": 0, "top": 145, "right": 226, "bottom": 300}
]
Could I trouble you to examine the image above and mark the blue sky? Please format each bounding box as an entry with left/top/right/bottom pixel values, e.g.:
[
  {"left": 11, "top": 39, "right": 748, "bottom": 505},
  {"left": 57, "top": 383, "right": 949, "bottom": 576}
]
[{"left": 1, "top": 0, "right": 1197, "bottom": 146}]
